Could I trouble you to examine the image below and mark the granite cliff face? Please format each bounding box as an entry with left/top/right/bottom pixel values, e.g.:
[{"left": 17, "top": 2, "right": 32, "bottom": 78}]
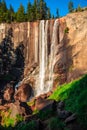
[{"left": 0, "top": 11, "right": 87, "bottom": 95}]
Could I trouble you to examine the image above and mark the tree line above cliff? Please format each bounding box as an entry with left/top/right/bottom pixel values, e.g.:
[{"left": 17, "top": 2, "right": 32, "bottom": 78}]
[
  {"left": 0, "top": 0, "right": 59, "bottom": 23},
  {"left": 0, "top": 0, "right": 86, "bottom": 23}
]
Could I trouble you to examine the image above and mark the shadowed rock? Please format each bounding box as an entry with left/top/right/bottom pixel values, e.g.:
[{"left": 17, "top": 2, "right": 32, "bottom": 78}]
[
  {"left": 3, "top": 84, "right": 14, "bottom": 102},
  {"left": 14, "top": 83, "right": 33, "bottom": 102}
]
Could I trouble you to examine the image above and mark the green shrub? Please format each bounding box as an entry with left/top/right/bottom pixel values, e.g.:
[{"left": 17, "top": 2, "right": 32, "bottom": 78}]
[
  {"left": 64, "top": 27, "right": 69, "bottom": 34},
  {"left": 16, "top": 114, "right": 24, "bottom": 123},
  {"left": 1, "top": 110, "right": 15, "bottom": 127},
  {"left": 77, "top": 5, "right": 82, "bottom": 12},
  {"left": 15, "top": 120, "right": 37, "bottom": 130},
  {"left": 1, "top": 109, "right": 23, "bottom": 127},
  {"left": 49, "top": 74, "right": 87, "bottom": 128},
  {"left": 48, "top": 117, "right": 65, "bottom": 130},
  {"left": 38, "top": 109, "right": 54, "bottom": 120}
]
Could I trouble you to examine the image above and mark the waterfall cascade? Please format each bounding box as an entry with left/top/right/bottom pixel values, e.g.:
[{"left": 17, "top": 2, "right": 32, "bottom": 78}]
[
  {"left": 48, "top": 19, "right": 59, "bottom": 90},
  {"left": 35, "top": 19, "right": 59, "bottom": 96}
]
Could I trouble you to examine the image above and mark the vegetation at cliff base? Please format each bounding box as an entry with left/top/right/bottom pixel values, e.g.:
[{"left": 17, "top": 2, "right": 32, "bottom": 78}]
[
  {"left": 49, "top": 74, "right": 87, "bottom": 128},
  {"left": 0, "top": 74, "right": 87, "bottom": 129}
]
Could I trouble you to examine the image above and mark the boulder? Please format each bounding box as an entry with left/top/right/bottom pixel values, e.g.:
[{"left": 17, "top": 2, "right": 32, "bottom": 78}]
[
  {"left": 3, "top": 84, "right": 14, "bottom": 102},
  {"left": 57, "top": 109, "right": 72, "bottom": 119},
  {"left": 35, "top": 97, "right": 55, "bottom": 111},
  {"left": 14, "top": 83, "right": 33, "bottom": 102},
  {"left": 57, "top": 101, "right": 65, "bottom": 110},
  {"left": 10, "top": 101, "right": 32, "bottom": 119},
  {"left": 64, "top": 113, "right": 77, "bottom": 123}
]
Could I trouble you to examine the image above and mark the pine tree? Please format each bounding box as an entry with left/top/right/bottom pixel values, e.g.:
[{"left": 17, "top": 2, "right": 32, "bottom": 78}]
[
  {"left": 47, "top": 8, "right": 51, "bottom": 19},
  {"left": 77, "top": 4, "right": 82, "bottom": 12},
  {"left": 39, "top": 0, "right": 48, "bottom": 20},
  {"left": 8, "top": 4, "right": 15, "bottom": 22},
  {"left": 52, "top": 14, "right": 54, "bottom": 19},
  {"left": 0, "top": 28, "right": 15, "bottom": 74},
  {"left": 31, "top": 0, "right": 37, "bottom": 21},
  {"left": 1, "top": 0, "right": 7, "bottom": 12},
  {"left": 26, "top": 0, "right": 32, "bottom": 21},
  {"left": 68, "top": 0, "right": 74, "bottom": 13},
  {"left": 0, "top": 0, "right": 7, "bottom": 22},
  {"left": 33, "top": 0, "right": 37, "bottom": 20},
  {"left": 56, "top": 8, "right": 59, "bottom": 18},
  {"left": 16, "top": 4, "right": 25, "bottom": 22}
]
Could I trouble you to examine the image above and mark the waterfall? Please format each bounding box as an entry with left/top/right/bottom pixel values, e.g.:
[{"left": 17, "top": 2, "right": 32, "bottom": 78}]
[
  {"left": 39, "top": 20, "right": 45, "bottom": 92},
  {"left": 48, "top": 19, "right": 59, "bottom": 90},
  {"left": 26, "top": 22, "right": 30, "bottom": 63},
  {"left": 21, "top": 19, "right": 59, "bottom": 96},
  {"left": 35, "top": 20, "right": 48, "bottom": 95},
  {"left": 35, "top": 19, "right": 59, "bottom": 96}
]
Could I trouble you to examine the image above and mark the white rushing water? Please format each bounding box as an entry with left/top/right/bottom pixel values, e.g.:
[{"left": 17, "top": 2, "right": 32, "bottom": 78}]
[
  {"left": 15, "top": 19, "right": 59, "bottom": 96},
  {"left": 35, "top": 19, "right": 59, "bottom": 96},
  {"left": 35, "top": 20, "right": 48, "bottom": 95},
  {"left": 48, "top": 19, "right": 59, "bottom": 90},
  {"left": 39, "top": 20, "right": 45, "bottom": 93}
]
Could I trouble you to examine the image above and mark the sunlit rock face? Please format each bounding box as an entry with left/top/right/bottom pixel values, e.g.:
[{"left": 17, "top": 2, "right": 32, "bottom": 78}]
[{"left": 0, "top": 11, "right": 87, "bottom": 96}]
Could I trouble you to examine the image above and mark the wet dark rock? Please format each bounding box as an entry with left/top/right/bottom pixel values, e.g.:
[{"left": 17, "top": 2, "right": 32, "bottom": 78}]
[
  {"left": 64, "top": 113, "right": 77, "bottom": 123},
  {"left": 3, "top": 84, "right": 14, "bottom": 102},
  {"left": 36, "top": 119, "right": 44, "bottom": 130},
  {"left": 57, "top": 109, "right": 72, "bottom": 119},
  {"left": 20, "top": 102, "right": 32, "bottom": 115},
  {"left": 57, "top": 101, "right": 65, "bottom": 110}
]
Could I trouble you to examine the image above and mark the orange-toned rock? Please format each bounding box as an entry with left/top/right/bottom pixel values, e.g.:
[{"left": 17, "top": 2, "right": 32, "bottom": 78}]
[{"left": 14, "top": 84, "right": 33, "bottom": 102}]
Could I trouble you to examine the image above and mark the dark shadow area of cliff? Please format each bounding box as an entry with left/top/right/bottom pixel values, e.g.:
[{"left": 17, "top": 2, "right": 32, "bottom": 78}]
[
  {"left": 57, "top": 31, "right": 82, "bottom": 84},
  {"left": 64, "top": 34, "right": 83, "bottom": 83},
  {"left": 53, "top": 32, "right": 73, "bottom": 85},
  {"left": 0, "top": 28, "right": 25, "bottom": 90}
]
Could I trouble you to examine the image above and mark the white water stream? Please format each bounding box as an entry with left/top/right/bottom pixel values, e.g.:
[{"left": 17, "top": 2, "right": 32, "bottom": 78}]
[{"left": 35, "top": 19, "right": 59, "bottom": 96}]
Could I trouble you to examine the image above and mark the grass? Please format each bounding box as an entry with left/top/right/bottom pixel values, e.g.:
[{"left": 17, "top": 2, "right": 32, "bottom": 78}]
[
  {"left": 0, "top": 120, "right": 38, "bottom": 130},
  {"left": 48, "top": 117, "right": 65, "bottom": 130},
  {"left": 38, "top": 109, "right": 54, "bottom": 120},
  {"left": 15, "top": 120, "right": 38, "bottom": 130},
  {"left": 1, "top": 74, "right": 87, "bottom": 129},
  {"left": 0, "top": 109, "right": 23, "bottom": 127},
  {"left": 49, "top": 74, "right": 87, "bottom": 128}
]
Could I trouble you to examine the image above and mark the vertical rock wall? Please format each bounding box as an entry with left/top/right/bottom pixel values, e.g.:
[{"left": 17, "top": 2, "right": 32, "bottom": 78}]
[{"left": 0, "top": 11, "right": 87, "bottom": 95}]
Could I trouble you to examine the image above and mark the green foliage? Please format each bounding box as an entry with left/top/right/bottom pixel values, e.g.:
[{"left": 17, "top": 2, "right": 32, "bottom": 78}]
[
  {"left": 1, "top": 110, "right": 24, "bottom": 127},
  {"left": 0, "top": 126, "right": 12, "bottom": 130},
  {"left": 0, "top": 0, "right": 52, "bottom": 23},
  {"left": 33, "top": 108, "right": 39, "bottom": 115},
  {"left": 48, "top": 117, "right": 65, "bottom": 130},
  {"left": 0, "top": 28, "right": 16, "bottom": 76},
  {"left": 16, "top": 114, "right": 24, "bottom": 123},
  {"left": 0, "top": 120, "right": 37, "bottom": 130},
  {"left": 15, "top": 120, "right": 37, "bottom": 130},
  {"left": 47, "top": 8, "right": 51, "bottom": 19},
  {"left": 77, "top": 4, "right": 82, "bottom": 12},
  {"left": 68, "top": 0, "right": 74, "bottom": 13},
  {"left": 0, "top": 0, "right": 7, "bottom": 22},
  {"left": 64, "top": 27, "right": 69, "bottom": 34},
  {"left": 49, "top": 74, "right": 87, "bottom": 128},
  {"left": 16, "top": 4, "right": 25, "bottom": 22},
  {"left": 38, "top": 109, "right": 54, "bottom": 120},
  {"left": 26, "top": 1, "right": 32, "bottom": 21},
  {"left": 56, "top": 8, "right": 59, "bottom": 18},
  {"left": 1, "top": 109, "right": 15, "bottom": 127}
]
